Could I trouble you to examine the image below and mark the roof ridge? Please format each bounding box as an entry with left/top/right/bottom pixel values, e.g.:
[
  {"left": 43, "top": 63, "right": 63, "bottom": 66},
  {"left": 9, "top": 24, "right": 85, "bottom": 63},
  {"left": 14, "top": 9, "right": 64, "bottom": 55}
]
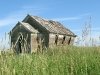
[{"left": 23, "top": 15, "right": 76, "bottom": 36}]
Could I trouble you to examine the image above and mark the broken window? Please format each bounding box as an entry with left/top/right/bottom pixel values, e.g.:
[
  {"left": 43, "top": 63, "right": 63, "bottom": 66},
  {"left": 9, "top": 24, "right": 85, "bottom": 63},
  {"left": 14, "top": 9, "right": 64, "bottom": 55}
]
[
  {"left": 68, "top": 37, "right": 71, "bottom": 45},
  {"left": 62, "top": 36, "right": 66, "bottom": 44},
  {"left": 55, "top": 35, "right": 58, "bottom": 45}
]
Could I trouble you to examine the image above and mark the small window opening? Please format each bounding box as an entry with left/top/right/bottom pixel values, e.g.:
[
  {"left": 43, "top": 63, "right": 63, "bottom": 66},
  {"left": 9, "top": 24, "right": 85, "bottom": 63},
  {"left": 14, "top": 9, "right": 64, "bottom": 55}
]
[
  {"left": 55, "top": 35, "right": 58, "bottom": 45},
  {"left": 68, "top": 37, "right": 71, "bottom": 45},
  {"left": 62, "top": 36, "right": 66, "bottom": 44}
]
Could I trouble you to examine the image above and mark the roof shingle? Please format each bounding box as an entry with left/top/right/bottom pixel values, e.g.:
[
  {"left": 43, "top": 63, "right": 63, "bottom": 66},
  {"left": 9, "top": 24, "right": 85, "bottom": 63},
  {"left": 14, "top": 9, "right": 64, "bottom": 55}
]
[{"left": 30, "top": 15, "right": 76, "bottom": 36}]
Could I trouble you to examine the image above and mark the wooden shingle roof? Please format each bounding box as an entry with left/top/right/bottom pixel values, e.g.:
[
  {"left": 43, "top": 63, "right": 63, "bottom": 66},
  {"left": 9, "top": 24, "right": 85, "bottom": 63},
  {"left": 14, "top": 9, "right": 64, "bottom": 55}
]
[{"left": 30, "top": 15, "right": 76, "bottom": 36}]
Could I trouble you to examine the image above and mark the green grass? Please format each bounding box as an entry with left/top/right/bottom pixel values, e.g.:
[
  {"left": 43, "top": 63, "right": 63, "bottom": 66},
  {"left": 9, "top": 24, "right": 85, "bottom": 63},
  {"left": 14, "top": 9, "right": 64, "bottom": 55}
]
[{"left": 0, "top": 46, "right": 100, "bottom": 75}]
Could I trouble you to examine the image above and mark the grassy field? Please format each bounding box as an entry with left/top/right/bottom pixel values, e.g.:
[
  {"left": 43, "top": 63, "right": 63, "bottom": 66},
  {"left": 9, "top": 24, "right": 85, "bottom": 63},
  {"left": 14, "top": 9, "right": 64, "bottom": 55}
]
[{"left": 0, "top": 46, "right": 100, "bottom": 75}]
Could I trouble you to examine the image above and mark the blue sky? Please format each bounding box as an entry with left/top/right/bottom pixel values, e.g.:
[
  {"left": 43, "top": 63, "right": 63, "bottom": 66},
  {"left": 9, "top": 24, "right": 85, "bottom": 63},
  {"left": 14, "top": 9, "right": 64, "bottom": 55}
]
[{"left": 0, "top": 0, "right": 100, "bottom": 42}]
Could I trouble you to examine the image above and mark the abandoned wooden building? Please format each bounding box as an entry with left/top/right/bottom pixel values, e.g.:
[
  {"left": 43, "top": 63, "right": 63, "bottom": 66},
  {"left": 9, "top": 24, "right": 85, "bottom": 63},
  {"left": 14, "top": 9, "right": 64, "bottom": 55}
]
[{"left": 10, "top": 14, "right": 76, "bottom": 53}]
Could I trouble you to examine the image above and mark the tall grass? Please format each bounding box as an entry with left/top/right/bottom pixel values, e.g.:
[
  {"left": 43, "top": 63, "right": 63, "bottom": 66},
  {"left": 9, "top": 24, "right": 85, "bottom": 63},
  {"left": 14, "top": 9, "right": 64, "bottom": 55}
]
[{"left": 0, "top": 46, "right": 100, "bottom": 75}]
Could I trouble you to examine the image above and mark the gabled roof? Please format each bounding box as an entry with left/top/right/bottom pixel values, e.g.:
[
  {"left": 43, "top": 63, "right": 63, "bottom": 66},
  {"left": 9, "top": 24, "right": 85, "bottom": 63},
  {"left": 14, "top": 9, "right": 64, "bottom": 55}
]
[
  {"left": 20, "top": 22, "right": 38, "bottom": 33},
  {"left": 12, "top": 22, "right": 38, "bottom": 33},
  {"left": 23, "top": 15, "right": 76, "bottom": 37}
]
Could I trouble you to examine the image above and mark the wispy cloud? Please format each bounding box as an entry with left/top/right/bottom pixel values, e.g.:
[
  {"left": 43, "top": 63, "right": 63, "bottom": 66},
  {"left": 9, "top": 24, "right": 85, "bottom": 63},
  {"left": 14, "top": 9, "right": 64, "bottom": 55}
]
[
  {"left": 72, "top": 29, "right": 82, "bottom": 32},
  {"left": 0, "top": 12, "right": 25, "bottom": 27},
  {"left": 0, "top": 17, "right": 19, "bottom": 27},
  {"left": 0, "top": 5, "right": 46, "bottom": 27},
  {"left": 92, "top": 27, "right": 100, "bottom": 31},
  {"left": 22, "top": 5, "right": 47, "bottom": 11},
  {"left": 72, "top": 27, "right": 100, "bottom": 32},
  {"left": 0, "top": 10, "right": 31, "bottom": 27},
  {"left": 51, "top": 13, "right": 91, "bottom": 21},
  {"left": 52, "top": 17, "right": 80, "bottom": 21}
]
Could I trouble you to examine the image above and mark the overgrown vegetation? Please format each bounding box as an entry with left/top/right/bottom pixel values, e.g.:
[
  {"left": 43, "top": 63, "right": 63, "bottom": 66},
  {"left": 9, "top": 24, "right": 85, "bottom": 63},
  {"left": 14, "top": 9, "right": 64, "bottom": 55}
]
[{"left": 0, "top": 46, "right": 100, "bottom": 75}]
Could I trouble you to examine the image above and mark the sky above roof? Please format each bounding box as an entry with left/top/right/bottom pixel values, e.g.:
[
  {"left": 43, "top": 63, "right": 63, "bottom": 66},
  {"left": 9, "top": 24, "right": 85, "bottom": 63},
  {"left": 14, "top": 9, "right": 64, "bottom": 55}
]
[{"left": 0, "top": 0, "right": 100, "bottom": 42}]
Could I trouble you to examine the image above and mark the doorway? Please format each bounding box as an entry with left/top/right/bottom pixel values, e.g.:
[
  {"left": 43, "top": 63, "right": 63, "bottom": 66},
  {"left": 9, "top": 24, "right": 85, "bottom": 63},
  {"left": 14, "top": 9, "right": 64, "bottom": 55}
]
[{"left": 18, "top": 35, "right": 23, "bottom": 53}]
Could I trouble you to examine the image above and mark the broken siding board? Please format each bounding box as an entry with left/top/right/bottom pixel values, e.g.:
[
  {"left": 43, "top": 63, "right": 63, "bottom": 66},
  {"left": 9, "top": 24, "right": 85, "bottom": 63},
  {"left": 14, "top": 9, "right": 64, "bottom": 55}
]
[
  {"left": 69, "top": 37, "right": 75, "bottom": 45},
  {"left": 31, "top": 34, "right": 38, "bottom": 53}
]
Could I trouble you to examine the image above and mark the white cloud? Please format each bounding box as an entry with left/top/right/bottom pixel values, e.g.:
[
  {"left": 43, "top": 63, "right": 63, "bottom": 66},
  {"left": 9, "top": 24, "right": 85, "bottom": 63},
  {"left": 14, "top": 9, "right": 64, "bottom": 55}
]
[
  {"left": 0, "top": 5, "right": 46, "bottom": 27},
  {"left": 0, "top": 12, "right": 31, "bottom": 27},
  {"left": 72, "top": 27, "right": 100, "bottom": 33},
  {"left": 0, "top": 11, "right": 25, "bottom": 27},
  {"left": 92, "top": 27, "right": 100, "bottom": 31},
  {"left": 0, "top": 17, "right": 19, "bottom": 27},
  {"left": 51, "top": 13, "right": 91, "bottom": 21},
  {"left": 52, "top": 17, "right": 80, "bottom": 21},
  {"left": 79, "top": 13, "right": 91, "bottom": 17},
  {"left": 22, "top": 5, "right": 47, "bottom": 11},
  {"left": 72, "top": 29, "right": 82, "bottom": 32}
]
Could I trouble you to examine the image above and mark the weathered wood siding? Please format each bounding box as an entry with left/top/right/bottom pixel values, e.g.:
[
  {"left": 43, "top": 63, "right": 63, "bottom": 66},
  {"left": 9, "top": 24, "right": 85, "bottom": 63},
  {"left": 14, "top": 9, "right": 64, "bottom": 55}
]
[
  {"left": 49, "top": 33, "right": 55, "bottom": 47},
  {"left": 31, "top": 34, "right": 38, "bottom": 53},
  {"left": 11, "top": 25, "right": 31, "bottom": 53},
  {"left": 49, "top": 33, "right": 75, "bottom": 47}
]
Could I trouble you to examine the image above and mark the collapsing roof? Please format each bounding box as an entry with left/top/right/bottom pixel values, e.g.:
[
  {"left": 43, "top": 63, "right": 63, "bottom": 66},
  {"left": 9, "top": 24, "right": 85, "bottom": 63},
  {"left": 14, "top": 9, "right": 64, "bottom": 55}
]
[{"left": 23, "top": 15, "right": 76, "bottom": 37}]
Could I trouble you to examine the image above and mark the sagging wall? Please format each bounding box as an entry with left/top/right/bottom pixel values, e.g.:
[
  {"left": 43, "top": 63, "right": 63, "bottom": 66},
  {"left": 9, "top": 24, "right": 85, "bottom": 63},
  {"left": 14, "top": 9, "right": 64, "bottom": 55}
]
[{"left": 49, "top": 33, "right": 75, "bottom": 47}]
